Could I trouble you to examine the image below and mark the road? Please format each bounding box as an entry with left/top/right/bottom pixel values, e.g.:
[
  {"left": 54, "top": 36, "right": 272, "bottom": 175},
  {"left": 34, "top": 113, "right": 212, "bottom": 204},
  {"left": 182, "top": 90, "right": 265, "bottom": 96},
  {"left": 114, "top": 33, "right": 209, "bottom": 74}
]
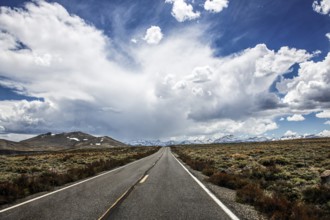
[{"left": 0, "top": 147, "right": 238, "bottom": 220}]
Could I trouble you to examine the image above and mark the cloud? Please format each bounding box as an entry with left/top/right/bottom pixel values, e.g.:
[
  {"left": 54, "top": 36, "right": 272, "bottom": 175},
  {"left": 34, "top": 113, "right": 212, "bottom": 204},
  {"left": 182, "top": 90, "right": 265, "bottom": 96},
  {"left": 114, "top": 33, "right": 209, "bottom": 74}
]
[
  {"left": 279, "top": 53, "right": 330, "bottom": 110},
  {"left": 316, "top": 110, "right": 330, "bottom": 118},
  {"left": 187, "top": 66, "right": 213, "bottom": 83},
  {"left": 287, "top": 114, "right": 305, "bottom": 121},
  {"left": 0, "top": 100, "right": 55, "bottom": 133},
  {"left": 143, "top": 26, "right": 163, "bottom": 45},
  {"left": 284, "top": 130, "right": 297, "bottom": 136},
  {"left": 255, "top": 47, "right": 314, "bottom": 77},
  {"left": 319, "top": 129, "right": 330, "bottom": 137},
  {"left": 204, "top": 0, "right": 229, "bottom": 13},
  {"left": 0, "top": 1, "right": 322, "bottom": 141},
  {"left": 0, "top": 133, "right": 36, "bottom": 142},
  {"left": 165, "top": 0, "right": 200, "bottom": 22},
  {"left": 324, "top": 120, "right": 330, "bottom": 125},
  {"left": 326, "top": 33, "right": 330, "bottom": 41},
  {"left": 313, "top": 0, "right": 330, "bottom": 15}
]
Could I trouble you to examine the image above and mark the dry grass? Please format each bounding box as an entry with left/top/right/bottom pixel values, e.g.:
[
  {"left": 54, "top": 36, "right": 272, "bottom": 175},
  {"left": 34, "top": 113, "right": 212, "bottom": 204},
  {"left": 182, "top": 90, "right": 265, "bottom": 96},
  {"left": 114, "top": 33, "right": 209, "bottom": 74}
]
[
  {"left": 0, "top": 147, "right": 159, "bottom": 205},
  {"left": 172, "top": 138, "right": 330, "bottom": 219}
]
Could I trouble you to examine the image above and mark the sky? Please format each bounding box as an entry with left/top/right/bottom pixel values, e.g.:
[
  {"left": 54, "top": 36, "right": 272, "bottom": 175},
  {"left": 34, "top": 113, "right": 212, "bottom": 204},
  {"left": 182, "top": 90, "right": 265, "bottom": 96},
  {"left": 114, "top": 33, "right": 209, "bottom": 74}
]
[{"left": 0, "top": 0, "right": 330, "bottom": 142}]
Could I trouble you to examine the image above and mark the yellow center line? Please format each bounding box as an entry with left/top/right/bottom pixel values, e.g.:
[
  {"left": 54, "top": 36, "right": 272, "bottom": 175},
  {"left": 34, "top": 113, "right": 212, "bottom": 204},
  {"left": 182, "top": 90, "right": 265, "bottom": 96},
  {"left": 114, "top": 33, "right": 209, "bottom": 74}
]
[{"left": 139, "top": 175, "right": 149, "bottom": 184}]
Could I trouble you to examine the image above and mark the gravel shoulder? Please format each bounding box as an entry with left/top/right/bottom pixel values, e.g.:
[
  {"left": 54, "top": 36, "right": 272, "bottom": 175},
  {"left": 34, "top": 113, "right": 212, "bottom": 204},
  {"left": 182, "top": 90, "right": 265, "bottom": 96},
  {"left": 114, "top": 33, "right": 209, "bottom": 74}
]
[{"left": 172, "top": 152, "right": 266, "bottom": 220}]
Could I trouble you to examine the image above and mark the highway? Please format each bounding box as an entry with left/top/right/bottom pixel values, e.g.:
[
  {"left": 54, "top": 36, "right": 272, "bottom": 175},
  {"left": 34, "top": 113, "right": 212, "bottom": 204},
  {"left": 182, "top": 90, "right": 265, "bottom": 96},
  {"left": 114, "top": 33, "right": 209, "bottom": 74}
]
[{"left": 0, "top": 147, "right": 239, "bottom": 220}]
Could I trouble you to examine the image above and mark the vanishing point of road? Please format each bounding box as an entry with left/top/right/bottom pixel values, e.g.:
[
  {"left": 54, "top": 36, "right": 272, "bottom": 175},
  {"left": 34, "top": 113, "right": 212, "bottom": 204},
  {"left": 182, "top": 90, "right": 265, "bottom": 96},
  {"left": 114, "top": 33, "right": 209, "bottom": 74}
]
[{"left": 0, "top": 147, "right": 239, "bottom": 220}]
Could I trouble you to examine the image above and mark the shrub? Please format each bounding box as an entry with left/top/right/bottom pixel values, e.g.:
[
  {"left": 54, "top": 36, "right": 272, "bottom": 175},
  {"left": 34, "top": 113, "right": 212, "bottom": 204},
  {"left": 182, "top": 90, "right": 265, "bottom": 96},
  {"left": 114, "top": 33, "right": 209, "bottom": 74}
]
[
  {"left": 236, "top": 184, "right": 263, "bottom": 205},
  {"left": 259, "top": 156, "right": 289, "bottom": 166},
  {"left": 303, "top": 186, "right": 330, "bottom": 205},
  {"left": 202, "top": 167, "right": 216, "bottom": 176},
  {"left": 208, "top": 172, "right": 250, "bottom": 190}
]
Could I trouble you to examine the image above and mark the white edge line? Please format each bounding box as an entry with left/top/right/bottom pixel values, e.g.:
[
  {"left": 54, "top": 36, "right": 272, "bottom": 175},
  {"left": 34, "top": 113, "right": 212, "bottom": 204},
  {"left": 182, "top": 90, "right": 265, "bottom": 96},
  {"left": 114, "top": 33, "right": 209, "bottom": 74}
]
[
  {"left": 171, "top": 151, "right": 240, "bottom": 220},
  {"left": 0, "top": 151, "right": 158, "bottom": 213},
  {"left": 139, "top": 175, "right": 149, "bottom": 184}
]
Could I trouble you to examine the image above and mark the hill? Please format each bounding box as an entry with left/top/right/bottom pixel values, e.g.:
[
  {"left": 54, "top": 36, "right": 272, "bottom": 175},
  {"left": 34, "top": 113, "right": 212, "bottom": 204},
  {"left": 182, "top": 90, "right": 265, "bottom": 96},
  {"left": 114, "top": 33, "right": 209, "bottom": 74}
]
[{"left": 0, "top": 131, "right": 127, "bottom": 153}]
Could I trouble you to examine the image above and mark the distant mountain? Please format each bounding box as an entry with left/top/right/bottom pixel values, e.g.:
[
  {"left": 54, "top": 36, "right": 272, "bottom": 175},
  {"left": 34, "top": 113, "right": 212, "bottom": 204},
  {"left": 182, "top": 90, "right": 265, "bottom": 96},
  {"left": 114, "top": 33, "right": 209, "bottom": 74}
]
[
  {"left": 303, "top": 134, "right": 321, "bottom": 139},
  {"left": 179, "top": 139, "right": 205, "bottom": 145},
  {"left": 280, "top": 134, "right": 302, "bottom": 140},
  {"left": 21, "top": 131, "right": 127, "bottom": 150},
  {"left": 0, "top": 139, "right": 34, "bottom": 152},
  {"left": 126, "top": 133, "right": 328, "bottom": 147},
  {"left": 0, "top": 131, "right": 129, "bottom": 153},
  {"left": 245, "top": 136, "right": 270, "bottom": 142},
  {"left": 128, "top": 140, "right": 168, "bottom": 146},
  {"left": 74, "top": 136, "right": 126, "bottom": 148},
  {"left": 213, "top": 135, "right": 240, "bottom": 143}
]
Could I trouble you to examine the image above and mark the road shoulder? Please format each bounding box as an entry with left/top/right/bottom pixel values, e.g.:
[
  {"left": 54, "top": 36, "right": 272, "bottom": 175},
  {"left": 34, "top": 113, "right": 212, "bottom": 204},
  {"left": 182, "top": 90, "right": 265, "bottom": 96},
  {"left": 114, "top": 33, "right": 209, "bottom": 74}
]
[{"left": 171, "top": 151, "right": 266, "bottom": 220}]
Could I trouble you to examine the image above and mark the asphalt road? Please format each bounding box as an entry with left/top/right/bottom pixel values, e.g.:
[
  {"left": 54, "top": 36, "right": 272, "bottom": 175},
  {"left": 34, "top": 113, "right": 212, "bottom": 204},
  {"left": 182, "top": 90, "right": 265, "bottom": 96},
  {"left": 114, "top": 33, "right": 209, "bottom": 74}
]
[
  {"left": 108, "top": 147, "right": 234, "bottom": 220},
  {"left": 0, "top": 147, "right": 238, "bottom": 220}
]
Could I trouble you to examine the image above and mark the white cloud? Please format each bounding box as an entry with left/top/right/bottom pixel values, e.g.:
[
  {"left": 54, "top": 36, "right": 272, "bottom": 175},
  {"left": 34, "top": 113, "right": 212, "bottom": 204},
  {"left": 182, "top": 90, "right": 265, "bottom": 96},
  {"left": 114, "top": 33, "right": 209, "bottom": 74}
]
[
  {"left": 204, "top": 0, "right": 229, "bottom": 13},
  {"left": 326, "top": 33, "right": 330, "bottom": 41},
  {"left": 0, "top": 133, "right": 37, "bottom": 142},
  {"left": 324, "top": 120, "right": 330, "bottom": 125},
  {"left": 316, "top": 110, "right": 330, "bottom": 118},
  {"left": 287, "top": 114, "right": 305, "bottom": 121},
  {"left": 165, "top": 0, "right": 200, "bottom": 22},
  {"left": 0, "top": 100, "right": 55, "bottom": 132},
  {"left": 279, "top": 117, "right": 285, "bottom": 121},
  {"left": 192, "top": 87, "right": 204, "bottom": 96},
  {"left": 319, "top": 129, "right": 330, "bottom": 137},
  {"left": 187, "top": 66, "right": 213, "bottom": 83},
  {"left": 284, "top": 130, "right": 297, "bottom": 136},
  {"left": 0, "top": 1, "right": 322, "bottom": 141},
  {"left": 313, "top": 0, "right": 330, "bottom": 15},
  {"left": 131, "top": 38, "right": 137, "bottom": 44},
  {"left": 255, "top": 46, "right": 313, "bottom": 77},
  {"left": 172, "top": 80, "right": 187, "bottom": 90},
  {"left": 143, "top": 26, "right": 163, "bottom": 45},
  {"left": 280, "top": 53, "right": 330, "bottom": 109}
]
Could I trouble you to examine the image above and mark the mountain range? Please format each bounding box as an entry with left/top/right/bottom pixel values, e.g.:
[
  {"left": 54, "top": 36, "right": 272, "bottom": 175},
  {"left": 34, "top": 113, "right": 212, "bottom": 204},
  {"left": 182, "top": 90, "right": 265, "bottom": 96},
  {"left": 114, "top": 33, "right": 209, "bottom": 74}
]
[
  {"left": 0, "top": 131, "right": 126, "bottom": 153},
  {"left": 0, "top": 131, "right": 326, "bottom": 152},
  {"left": 127, "top": 133, "right": 324, "bottom": 146}
]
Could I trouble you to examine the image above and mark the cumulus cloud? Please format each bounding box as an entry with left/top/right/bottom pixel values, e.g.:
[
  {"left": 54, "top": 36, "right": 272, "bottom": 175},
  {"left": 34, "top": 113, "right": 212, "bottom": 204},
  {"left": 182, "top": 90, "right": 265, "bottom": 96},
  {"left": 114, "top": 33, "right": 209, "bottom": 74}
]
[
  {"left": 143, "top": 26, "right": 163, "bottom": 45},
  {"left": 313, "top": 0, "right": 330, "bottom": 15},
  {"left": 187, "top": 66, "right": 213, "bottom": 83},
  {"left": 326, "top": 33, "right": 330, "bottom": 41},
  {"left": 255, "top": 47, "right": 313, "bottom": 77},
  {"left": 319, "top": 129, "right": 330, "bottom": 136},
  {"left": 0, "top": 100, "right": 55, "bottom": 133},
  {"left": 316, "top": 110, "right": 330, "bottom": 118},
  {"left": 279, "top": 53, "right": 330, "bottom": 109},
  {"left": 287, "top": 114, "right": 305, "bottom": 121},
  {"left": 284, "top": 130, "right": 297, "bottom": 136},
  {"left": 165, "top": 0, "right": 200, "bottom": 22},
  {"left": 204, "top": 0, "right": 229, "bottom": 13},
  {"left": 0, "top": 1, "right": 322, "bottom": 141},
  {"left": 324, "top": 120, "right": 330, "bottom": 125}
]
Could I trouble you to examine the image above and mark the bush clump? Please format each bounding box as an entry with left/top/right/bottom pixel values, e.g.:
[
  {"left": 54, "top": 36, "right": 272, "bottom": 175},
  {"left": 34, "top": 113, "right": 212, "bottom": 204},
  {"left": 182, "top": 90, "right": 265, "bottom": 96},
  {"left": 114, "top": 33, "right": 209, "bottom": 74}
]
[{"left": 208, "top": 172, "right": 250, "bottom": 190}]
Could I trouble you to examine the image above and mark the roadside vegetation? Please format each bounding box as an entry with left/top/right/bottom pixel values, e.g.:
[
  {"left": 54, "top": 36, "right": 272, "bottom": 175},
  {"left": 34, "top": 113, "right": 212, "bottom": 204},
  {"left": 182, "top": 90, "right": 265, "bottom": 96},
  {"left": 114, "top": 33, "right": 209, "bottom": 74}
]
[
  {"left": 171, "top": 138, "right": 330, "bottom": 219},
  {"left": 0, "top": 147, "right": 159, "bottom": 205}
]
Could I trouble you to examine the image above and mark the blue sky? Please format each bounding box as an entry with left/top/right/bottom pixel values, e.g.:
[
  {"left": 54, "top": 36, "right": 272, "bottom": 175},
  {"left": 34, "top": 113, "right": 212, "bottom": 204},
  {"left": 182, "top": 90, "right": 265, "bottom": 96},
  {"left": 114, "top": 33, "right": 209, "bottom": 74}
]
[{"left": 0, "top": 0, "right": 330, "bottom": 141}]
